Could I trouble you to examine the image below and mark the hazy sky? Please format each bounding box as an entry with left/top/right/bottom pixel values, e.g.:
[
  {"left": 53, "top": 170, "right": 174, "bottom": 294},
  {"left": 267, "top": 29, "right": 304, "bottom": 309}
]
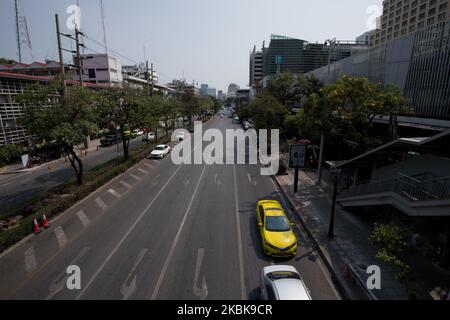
[{"left": 0, "top": 0, "right": 382, "bottom": 92}]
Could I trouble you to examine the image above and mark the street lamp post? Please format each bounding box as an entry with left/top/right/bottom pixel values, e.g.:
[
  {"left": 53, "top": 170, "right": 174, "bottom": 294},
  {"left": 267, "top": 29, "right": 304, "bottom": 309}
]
[
  {"left": 317, "top": 38, "right": 336, "bottom": 186},
  {"left": 328, "top": 174, "right": 338, "bottom": 238}
]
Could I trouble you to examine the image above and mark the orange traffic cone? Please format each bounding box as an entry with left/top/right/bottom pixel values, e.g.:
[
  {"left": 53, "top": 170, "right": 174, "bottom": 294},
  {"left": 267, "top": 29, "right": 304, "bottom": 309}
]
[
  {"left": 42, "top": 214, "right": 50, "bottom": 229},
  {"left": 33, "top": 216, "right": 41, "bottom": 234}
]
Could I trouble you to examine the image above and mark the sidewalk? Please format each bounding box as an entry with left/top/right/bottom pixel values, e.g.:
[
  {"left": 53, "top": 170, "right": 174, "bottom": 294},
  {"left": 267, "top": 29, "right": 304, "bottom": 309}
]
[
  {"left": 0, "top": 139, "right": 102, "bottom": 175},
  {"left": 275, "top": 167, "right": 412, "bottom": 300}
]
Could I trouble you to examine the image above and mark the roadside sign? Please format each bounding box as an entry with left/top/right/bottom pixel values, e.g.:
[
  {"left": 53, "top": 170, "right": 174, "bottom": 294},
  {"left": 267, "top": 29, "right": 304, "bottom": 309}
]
[
  {"left": 275, "top": 55, "right": 282, "bottom": 65},
  {"left": 288, "top": 144, "right": 306, "bottom": 169}
]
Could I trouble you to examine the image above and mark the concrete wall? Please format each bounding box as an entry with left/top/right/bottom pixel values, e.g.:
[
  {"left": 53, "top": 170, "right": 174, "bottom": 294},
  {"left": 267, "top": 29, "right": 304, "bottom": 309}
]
[{"left": 372, "top": 154, "right": 450, "bottom": 181}]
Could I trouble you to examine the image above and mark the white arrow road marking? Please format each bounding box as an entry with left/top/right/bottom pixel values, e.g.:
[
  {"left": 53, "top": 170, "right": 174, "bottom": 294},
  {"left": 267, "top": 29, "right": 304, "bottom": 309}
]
[
  {"left": 193, "top": 248, "right": 208, "bottom": 300},
  {"left": 150, "top": 164, "right": 208, "bottom": 300},
  {"left": 54, "top": 226, "right": 68, "bottom": 249},
  {"left": 184, "top": 179, "right": 190, "bottom": 187},
  {"left": 130, "top": 174, "right": 141, "bottom": 181},
  {"left": 108, "top": 188, "right": 121, "bottom": 199},
  {"left": 120, "top": 180, "right": 132, "bottom": 189},
  {"left": 46, "top": 247, "right": 90, "bottom": 300},
  {"left": 152, "top": 174, "right": 161, "bottom": 186},
  {"left": 138, "top": 168, "right": 148, "bottom": 175},
  {"left": 24, "top": 246, "right": 37, "bottom": 276},
  {"left": 76, "top": 210, "right": 90, "bottom": 227},
  {"left": 95, "top": 197, "right": 108, "bottom": 211},
  {"left": 120, "top": 248, "right": 148, "bottom": 300},
  {"left": 76, "top": 135, "right": 204, "bottom": 300},
  {"left": 247, "top": 173, "right": 257, "bottom": 186},
  {"left": 214, "top": 174, "right": 221, "bottom": 187}
]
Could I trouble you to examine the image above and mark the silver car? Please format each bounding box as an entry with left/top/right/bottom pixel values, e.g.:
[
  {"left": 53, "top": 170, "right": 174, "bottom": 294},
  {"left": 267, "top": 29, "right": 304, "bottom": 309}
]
[{"left": 260, "top": 265, "right": 312, "bottom": 300}]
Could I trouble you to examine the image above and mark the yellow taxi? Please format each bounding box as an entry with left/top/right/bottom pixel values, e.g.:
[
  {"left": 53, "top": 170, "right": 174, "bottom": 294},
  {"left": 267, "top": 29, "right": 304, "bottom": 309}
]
[{"left": 256, "top": 200, "right": 297, "bottom": 257}]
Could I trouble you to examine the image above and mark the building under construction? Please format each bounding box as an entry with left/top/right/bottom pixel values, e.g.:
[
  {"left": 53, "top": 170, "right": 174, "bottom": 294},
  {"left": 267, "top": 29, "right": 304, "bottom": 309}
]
[{"left": 263, "top": 34, "right": 366, "bottom": 78}]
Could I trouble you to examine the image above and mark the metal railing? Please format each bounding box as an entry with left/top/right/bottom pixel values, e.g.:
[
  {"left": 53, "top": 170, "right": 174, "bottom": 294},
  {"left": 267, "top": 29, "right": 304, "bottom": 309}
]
[{"left": 339, "top": 172, "right": 450, "bottom": 201}]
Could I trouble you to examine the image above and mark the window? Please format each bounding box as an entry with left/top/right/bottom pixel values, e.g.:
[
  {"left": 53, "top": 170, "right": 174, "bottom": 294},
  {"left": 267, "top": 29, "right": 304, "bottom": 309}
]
[
  {"left": 265, "top": 284, "right": 277, "bottom": 300},
  {"left": 258, "top": 206, "right": 265, "bottom": 224},
  {"left": 265, "top": 216, "right": 290, "bottom": 232},
  {"left": 88, "top": 69, "right": 96, "bottom": 79}
]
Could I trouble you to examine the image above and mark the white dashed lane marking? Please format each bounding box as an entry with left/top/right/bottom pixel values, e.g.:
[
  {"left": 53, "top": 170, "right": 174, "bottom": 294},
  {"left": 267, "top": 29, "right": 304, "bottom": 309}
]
[
  {"left": 108, "top": 188, "right": 121, "bottom": 199},
  {"left": 120, "top": 180, "right": 132, "bottom": 189},
  {"left": 95, "top": 197, "right": 108, "bottom": 211},
  {"left": 138, "top": 168, "right": 148, "bottom": 175},
  {"left": 76, "top": 210, "right": 90, "bottom": 227},
  {"left": 24, "top": 246, "right": 37, "bottom": 275},
  {"left": 130, "top": 174, "right": 141, "bottom": 181},
  {"left": 54, "top": 226, "right": 68, "bottom": 249}
]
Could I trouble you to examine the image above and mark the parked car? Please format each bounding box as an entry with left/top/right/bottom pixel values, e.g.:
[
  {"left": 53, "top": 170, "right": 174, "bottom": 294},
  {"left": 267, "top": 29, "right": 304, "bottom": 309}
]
[
  {"left": 260, "top": 265, "right": 312, "bottom": 300},
  {"left": 100, "top": 135, "right": 121, "bottom": 147},
  {"left": 256, "top": 200, "right": 297, "bottom": 257},
  {"left": 175, "top": 131, "right": 185, "bottom": 141},
  {"left": 142, "top": 132, "right": 156, "bottom": 142},
  {"left": 124, "top": 130, "right": 137, "bottom": 139},
  {"left": 133, "top": 129, "right": 144, "bottom": 136},
  {"left": 149, "top": 144, "right": 171, "bottom": 159}
]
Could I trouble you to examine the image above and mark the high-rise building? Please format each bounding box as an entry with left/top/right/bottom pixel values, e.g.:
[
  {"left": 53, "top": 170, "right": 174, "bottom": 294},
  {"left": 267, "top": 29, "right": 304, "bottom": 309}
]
[
  {"left": 200, "top": 84, "right": 209, "bottom": 95},
  {"left": 207, "top": 87, "right": 216, "bottom": 98},
  {"left": 369, "top": 0, "right": 450, "bottom": 47},
  {"left": 217, "top": 90, "right": 225, "bottom": 100},
  {"left": 227, "top": 83, "right": 240, "bottom": 98},
  {"left": 309, "top": 20, "right": 450, "bottom": 120},
  {"left": 356, "top": 31, "right": 371, "bottom": 45},
  {"left": 260, "top": 34, "right": 364, "bottom": 84},
  {"left": 249, "top": 45, "right": 264, "bottom": 87}
]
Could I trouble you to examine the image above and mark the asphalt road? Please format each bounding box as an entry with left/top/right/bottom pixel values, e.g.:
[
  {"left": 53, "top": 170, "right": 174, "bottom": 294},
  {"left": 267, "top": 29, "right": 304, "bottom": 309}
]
[
  {"left": 0, "top": 116, "right": 340, "bottom": 300},
  {"left": 0, "top": 133, "right": 156, "bottom": 215}
]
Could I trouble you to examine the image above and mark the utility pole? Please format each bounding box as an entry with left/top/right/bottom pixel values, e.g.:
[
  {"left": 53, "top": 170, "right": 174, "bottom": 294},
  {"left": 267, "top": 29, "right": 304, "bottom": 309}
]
[
  {"left": 146, "top": 60, "right": 150, "bottom": 96},
  {"left": 317, "top": 38, "right": 336, "bottom": 186},
  {"left": 57, "top": 23, "right": 85, "bottom": 87},
  {"left": 75, "top": 28, "right": 84, "bottom": 86},
  {"left": 151, "top": 63, "right": 154, "bottom": 96},
  {"left": 55, "top": 14, "right": 66, "bottom": 93},
  {"left": 15, "top": 0, "right": 21, "bottom": 63},
  {"left": 328, "top": 174, "right": 338, "bottom": 238}
]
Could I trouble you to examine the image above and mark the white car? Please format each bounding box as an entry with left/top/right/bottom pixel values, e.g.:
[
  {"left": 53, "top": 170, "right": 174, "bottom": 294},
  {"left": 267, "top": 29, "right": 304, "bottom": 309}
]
[
  {"left": 260, "top": 265, "right": 312, "bottom": 300},
  {"left": 133, "top": 129, "right": 144, "bottom": 136},
  {"left": 175, "top": 132, "right": 185, "bottom": 141},
  {"left": 149, "top": 144, "right": 171, "bottom": 159},
  {"left": 142, "top": 132, "right": 156, "bottom": 141}
]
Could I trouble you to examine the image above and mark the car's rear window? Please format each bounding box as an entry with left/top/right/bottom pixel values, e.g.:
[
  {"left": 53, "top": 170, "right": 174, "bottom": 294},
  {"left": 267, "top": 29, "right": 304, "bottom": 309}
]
[{"left": 267, "top": 271, "right": 300, "bottom": 281}]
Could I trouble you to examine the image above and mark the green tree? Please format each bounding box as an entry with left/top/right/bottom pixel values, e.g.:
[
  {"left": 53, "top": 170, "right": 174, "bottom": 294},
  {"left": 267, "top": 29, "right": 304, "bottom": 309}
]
[
  {"left": 266, "top": 73, "right": 322, "bottom": 108},
  {"left": 141, "top": 95, "right": 164, "bottom": 142},
  {"left": 248, "top": 93, "right": 289, "bottom": 130},
  {"left": 0, "top": 58, "right": 17, "bottom": 64},
  {"left": 370, "top": 223, "right": 417, "bottom": 299},
  {"left": 98, "top": 85, "right": 144, "bottom": 161},
  {"left": 179, "top": 89, "right": 199, "bottom": 125},
  {"left": 18, "top": 81, "right": 99, "bottom": 185},
  {"left": 323, "top": 76, "right": 412, "bottom": 153}
]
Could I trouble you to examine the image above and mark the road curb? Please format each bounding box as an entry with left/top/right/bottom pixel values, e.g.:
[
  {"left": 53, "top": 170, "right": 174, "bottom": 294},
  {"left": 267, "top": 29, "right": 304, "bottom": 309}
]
[{"left": 271, "top": 174, "right": 352, "bottom": 300}]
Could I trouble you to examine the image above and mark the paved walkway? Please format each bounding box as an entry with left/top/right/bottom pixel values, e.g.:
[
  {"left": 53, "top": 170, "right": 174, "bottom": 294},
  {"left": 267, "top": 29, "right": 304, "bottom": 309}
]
[{"left": 275, "top": 167, "right": 412, "bottom": 300}]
